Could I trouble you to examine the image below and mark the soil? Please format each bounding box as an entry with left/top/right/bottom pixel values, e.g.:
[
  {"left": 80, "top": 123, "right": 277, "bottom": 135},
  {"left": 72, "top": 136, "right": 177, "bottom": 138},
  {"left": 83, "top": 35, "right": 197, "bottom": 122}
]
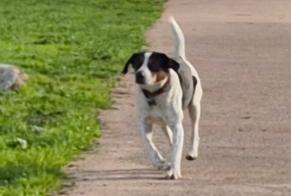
[{"left": 61, "top": 1, "right": 291, "bottom": 195}]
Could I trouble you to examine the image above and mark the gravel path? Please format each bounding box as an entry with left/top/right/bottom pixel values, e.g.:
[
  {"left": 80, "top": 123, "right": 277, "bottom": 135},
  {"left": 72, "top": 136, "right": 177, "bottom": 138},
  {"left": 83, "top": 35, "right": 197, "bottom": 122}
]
[{"left": 61, "top": 1, "right": 291, "bottom": 195}]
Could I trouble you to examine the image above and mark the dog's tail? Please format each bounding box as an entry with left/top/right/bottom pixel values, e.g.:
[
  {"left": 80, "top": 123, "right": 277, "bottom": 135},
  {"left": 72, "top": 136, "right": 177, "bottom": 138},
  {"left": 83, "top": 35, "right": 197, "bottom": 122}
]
[{"left": 170, "top": 16, "right": 186, "bottom": 60}]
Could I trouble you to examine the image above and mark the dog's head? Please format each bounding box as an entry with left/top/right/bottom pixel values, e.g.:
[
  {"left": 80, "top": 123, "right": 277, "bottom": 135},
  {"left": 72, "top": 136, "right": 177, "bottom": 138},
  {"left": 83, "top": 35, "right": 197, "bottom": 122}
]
[{"left": 122, "top": 52, "right": 179, "bottom": 86}]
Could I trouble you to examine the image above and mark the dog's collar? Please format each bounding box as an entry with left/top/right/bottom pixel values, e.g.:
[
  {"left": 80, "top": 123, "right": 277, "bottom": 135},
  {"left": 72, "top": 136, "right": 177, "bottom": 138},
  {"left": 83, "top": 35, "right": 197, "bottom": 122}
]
[{"left": 141, "top": 77, "right": 171, "bottom": 106}]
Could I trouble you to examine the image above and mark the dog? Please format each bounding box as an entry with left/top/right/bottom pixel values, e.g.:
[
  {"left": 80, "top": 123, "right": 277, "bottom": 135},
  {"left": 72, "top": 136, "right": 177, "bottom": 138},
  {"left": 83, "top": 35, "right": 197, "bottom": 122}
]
[{"left": 122, "top": 17, "right": 202, "bottom": 179}]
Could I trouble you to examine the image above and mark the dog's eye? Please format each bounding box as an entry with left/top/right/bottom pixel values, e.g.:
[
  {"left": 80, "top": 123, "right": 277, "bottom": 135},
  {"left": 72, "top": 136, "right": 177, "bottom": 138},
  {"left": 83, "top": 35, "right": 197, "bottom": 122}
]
[
  {"left": 131, "top": 61, "right": 142, "bottom": 71},
  {"left": 133, "top": 63, "right": 142, "bottom": 70},
  {"left": 132, "top": 58, "right": 143, "bottom": 70},
  {"left": 148, "top": 62, "right": 160, "bottom": 72}
]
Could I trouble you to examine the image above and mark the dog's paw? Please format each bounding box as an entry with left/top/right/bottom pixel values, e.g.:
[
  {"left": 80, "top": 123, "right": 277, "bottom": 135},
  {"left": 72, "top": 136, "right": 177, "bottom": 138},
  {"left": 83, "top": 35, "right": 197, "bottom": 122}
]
[
  {"left": 165, "top": 169, "right": 181, "bottom": 180},
  {"left": 154, "top": 160, "right": 171, "bottom": 171},
  {"left": 186, "top": 152, "right": 198, "bottom": 161},
  {"left": 185, "top": 154, "right": 197, "bottom": 161}
]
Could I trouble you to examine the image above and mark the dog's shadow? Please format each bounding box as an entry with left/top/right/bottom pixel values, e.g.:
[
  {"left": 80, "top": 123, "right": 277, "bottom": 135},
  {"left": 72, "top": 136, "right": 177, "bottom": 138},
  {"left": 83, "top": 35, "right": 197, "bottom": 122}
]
[{"left": 69, "top": 168, "right": 166, "bottom": 183}]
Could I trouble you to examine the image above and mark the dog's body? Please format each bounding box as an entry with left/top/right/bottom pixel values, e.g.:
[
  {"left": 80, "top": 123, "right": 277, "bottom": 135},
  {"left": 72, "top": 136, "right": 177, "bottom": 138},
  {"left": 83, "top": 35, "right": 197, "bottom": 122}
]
[{"left": 122, "top": 17, "right": 202, "bottom": 179}]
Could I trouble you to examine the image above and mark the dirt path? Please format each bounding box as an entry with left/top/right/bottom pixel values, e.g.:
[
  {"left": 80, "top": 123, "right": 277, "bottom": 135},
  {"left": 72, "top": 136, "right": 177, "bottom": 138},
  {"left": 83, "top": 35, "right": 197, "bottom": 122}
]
[{"left": 61, "top": 1, "right": 291, "bottom": 195}]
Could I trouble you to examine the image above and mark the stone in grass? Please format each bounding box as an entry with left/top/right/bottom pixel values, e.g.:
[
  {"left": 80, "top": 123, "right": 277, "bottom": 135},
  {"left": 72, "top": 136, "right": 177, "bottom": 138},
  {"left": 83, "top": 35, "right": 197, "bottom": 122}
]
[
  {"left": 0, "top": 64, "right": 28, "bottom": 91},
  {"left": 7, "top": 138, "right": 28, "bottom": 150},
  {"left": 16, "top": 138, "right": 28, "bottom": 149}
]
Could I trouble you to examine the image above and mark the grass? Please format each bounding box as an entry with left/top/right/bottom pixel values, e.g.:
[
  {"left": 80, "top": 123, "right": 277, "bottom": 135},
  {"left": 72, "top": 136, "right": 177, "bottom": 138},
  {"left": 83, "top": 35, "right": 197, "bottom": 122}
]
[{"left": 0, "top": 0, "right": 163, "bottom": 195}]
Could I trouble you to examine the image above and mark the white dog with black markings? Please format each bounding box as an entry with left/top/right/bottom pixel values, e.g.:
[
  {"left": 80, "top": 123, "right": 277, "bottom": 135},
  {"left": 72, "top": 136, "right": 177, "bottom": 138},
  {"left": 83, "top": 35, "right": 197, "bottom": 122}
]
[{"left": 122, "top": 17, "right": 202, "bottom": 179}]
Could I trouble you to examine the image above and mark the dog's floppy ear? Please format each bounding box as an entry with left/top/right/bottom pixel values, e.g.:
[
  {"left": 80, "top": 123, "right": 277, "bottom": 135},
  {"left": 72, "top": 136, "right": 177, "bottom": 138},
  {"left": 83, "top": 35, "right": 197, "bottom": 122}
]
[
  {"left": 151, "top": 52, "right": 180, "bottom": 72},
  {"left": 161, "top": 54, "right": 180, "bottom": 72},
  {"left": 167, "top": 58, "right": 180, "bottom": 72},
  {"left": 122, "top": 53, "right": 142, "bottom": 74}
]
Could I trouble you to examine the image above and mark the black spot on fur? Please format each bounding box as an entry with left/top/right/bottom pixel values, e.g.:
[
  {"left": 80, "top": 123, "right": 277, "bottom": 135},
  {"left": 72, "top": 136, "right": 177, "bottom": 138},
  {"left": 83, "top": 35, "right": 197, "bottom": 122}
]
[{"left": 192, "top": 76, "right": 197, "bottom": 96}]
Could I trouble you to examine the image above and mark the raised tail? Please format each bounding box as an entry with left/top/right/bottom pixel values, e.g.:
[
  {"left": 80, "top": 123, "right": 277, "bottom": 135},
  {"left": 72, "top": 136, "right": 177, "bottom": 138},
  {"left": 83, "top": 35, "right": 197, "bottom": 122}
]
[{"left": 170, "top": 16, "right": 186, "bottom": 59}]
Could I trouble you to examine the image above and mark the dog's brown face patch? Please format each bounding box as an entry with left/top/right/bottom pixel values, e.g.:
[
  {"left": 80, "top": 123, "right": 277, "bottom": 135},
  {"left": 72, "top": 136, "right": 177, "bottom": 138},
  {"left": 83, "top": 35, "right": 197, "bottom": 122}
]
[{"left": 154, "top": 70, "right": 169, "bottom": 83}]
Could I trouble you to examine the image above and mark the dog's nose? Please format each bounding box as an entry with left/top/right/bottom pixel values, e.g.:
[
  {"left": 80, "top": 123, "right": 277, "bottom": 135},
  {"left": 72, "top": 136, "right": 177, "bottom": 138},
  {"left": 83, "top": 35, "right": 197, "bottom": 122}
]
[{"left": 135, "top": 71, "right": 145, "bottom": 84}]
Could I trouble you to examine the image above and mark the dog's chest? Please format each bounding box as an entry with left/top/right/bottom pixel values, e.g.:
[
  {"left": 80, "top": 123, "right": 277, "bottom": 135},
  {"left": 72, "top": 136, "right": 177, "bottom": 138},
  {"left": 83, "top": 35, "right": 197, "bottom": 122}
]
[
  {"left": 144, "top": 105, "right": 169, "bottom": 125},
  {"left": 148, "top": 103, "right": 167, "bottom": 116},
  {"left": 139, "top": 96, "right": 182, "bottom": 125}
]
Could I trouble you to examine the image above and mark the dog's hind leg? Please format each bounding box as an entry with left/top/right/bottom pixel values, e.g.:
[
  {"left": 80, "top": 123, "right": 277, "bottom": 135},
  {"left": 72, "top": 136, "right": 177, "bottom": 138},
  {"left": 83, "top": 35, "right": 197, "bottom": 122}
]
[
  {"left": 186, "top": 97, "right": 201, "bottom": 160},
  {"left": 140, "top": 120, "right": 170, "bottom": 170}
]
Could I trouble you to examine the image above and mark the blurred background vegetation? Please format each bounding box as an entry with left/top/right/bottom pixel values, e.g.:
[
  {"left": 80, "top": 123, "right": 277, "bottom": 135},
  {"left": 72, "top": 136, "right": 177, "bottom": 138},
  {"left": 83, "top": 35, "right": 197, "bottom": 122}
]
[{"left": 0, "top": 0, "right": 163, "bottom": 195}]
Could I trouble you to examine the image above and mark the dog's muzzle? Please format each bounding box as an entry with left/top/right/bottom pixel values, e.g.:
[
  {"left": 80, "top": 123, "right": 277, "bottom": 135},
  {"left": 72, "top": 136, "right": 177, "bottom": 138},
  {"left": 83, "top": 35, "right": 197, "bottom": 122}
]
[{"left": 135, "top": 71, "right": 145, "bottom": 84}]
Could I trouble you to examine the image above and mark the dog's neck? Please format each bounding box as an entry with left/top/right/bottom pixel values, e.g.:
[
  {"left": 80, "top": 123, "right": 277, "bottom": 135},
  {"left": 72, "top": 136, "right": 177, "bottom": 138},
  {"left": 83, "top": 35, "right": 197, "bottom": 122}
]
[
  {"left": 140, "top": 75, "right": 169, "bottom": 91},
  {"left": 140, "top": 77, "right": 171, "bottom": 106}
]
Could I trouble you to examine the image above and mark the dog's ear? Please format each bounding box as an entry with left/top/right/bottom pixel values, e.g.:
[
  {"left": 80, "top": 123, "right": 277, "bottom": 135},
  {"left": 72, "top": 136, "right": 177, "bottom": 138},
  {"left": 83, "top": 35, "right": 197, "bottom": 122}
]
[
  {"left": 161, "top": 54, "right": 180, "bottom": 72},
  {"left": 122, "top": 53, "right": 142, "bottom": 74},
  {"left": 150, "top": 52, "right": 180, "bottom": 72},
  {"left": 167, "top": 58, "right": 180, "bottom": 72}
]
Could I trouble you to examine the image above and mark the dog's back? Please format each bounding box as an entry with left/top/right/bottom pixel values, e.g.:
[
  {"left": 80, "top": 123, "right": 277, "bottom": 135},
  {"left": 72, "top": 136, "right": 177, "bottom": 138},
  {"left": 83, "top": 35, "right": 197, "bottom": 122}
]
[{"left": 170, "top": 17, "right": 199, "bottom": 109}]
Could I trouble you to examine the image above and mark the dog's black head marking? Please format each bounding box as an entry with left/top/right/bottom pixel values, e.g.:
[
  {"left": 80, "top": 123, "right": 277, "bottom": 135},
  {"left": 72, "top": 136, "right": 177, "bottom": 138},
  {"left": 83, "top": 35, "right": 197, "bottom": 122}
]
[
  {"left": 148, "top": 52, "right": 180, "bottom": 73},
  {"left": 122, "top": 52, "right": 180, "bottom": 74}
]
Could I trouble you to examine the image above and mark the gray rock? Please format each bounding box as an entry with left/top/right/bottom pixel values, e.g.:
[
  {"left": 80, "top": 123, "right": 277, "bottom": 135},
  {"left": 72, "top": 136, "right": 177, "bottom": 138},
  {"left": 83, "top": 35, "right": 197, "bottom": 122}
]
[
  {"left": 16, "top": 138, "right": 28, "bottom": 149},
  {"left": 0, "top": 64, "right": 28, "bottom": 91}
]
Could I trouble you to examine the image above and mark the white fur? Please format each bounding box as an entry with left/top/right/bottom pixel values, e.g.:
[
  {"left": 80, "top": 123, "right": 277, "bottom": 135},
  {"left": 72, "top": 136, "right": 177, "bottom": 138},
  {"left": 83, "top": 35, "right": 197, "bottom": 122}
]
[
  {"left": 170, "top": 17, "right": 203, "bottom": 160},
  {"left": 136, "top": 17, "right": 203, "bottom": 179},
  {"left": 136, "top": 52, "right": 153, "bottom": 85}
]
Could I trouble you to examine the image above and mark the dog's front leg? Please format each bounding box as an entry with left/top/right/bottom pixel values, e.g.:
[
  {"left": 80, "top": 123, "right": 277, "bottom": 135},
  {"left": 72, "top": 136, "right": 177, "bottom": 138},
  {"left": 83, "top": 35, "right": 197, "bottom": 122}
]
[
  {"left": 139, "top": 119, "right": 170, "bottom": 170},
  {"left": 167, "top": 122, "right": 184, "bottom": 179}
]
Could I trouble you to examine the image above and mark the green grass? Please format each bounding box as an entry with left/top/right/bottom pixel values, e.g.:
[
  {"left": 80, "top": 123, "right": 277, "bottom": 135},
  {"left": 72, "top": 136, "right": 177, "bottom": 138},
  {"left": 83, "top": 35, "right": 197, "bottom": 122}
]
[{"left": 0, "top": 0, "right": 163, "bottom": 195}]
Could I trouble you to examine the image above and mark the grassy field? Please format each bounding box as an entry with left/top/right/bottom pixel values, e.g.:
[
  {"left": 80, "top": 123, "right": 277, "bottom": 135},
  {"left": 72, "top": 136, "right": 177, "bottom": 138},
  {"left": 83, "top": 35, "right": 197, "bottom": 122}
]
[{"left": 0, "top": 0, "right": 163, "bottom": 195}]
